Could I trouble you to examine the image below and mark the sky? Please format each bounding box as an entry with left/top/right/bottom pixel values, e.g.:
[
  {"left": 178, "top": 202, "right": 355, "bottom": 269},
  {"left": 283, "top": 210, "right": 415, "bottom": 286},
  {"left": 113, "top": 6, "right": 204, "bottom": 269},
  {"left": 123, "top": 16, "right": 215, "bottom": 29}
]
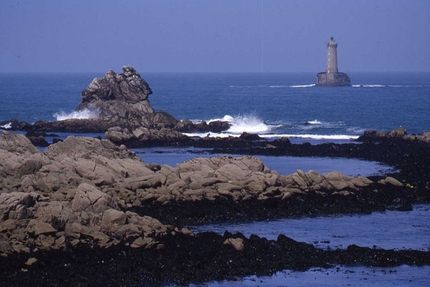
[{"left": 0, "top": 0, "right": 429, "bottom": 73}]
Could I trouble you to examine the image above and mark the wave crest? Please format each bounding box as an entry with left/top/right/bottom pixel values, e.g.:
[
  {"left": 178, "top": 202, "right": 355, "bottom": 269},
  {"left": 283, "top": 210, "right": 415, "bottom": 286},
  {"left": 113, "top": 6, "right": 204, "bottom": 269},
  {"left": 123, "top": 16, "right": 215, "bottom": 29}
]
[
  {"left": 207, "top": 114, "right": 280, "bottom": 134},
  {"left": 304, "top": 120, "right": 322, "bottom": 125},
  {"left": 260, "top": 134, "right": 359, "bottom": 140},
  {"left": 290, "top": 84, "right": 316, "bottom": 88},
  {"left": 352, "top": 84, "right": 385, "bottom": 88},
  {"left": 0, "top": 122, "right": 12, "bottom": 129},
  {"left": 54, "top": 108, "right": 100, "bottom": 121}
]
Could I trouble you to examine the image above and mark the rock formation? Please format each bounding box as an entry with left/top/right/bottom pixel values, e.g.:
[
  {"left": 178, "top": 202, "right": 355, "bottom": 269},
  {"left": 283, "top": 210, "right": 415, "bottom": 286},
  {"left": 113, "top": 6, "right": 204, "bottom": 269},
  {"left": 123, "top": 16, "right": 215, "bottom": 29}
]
[
  {"left": 0, "top": 131, "right": 184, "bottom": 255},
  {"left": 8, "top": 66, "right": 179, "bottom": 133},
  {"left": 0, "top": 66, "right": 231, "bottom": 140},
  {"left": 75, "top": 66, "right": 169, "bottom": 128},
  {"left": 358, "top": 126, "right": 430, "bottom": 143},
  {"left": 0, "top": 131, "right": 416, "bottom": 257},
  {"left": 1, "top": 131, "right": 428, "bottom": 285}
]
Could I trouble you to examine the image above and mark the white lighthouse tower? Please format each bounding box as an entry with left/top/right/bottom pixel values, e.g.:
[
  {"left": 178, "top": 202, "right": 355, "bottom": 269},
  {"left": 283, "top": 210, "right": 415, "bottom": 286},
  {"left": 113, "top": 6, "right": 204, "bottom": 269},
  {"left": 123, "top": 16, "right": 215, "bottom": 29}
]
[
  {"left": 316, "top": 37, "right": 350, "bottom": 86},
  {"left": 326, "top": 37, "right": 339, "bottom": 74}
]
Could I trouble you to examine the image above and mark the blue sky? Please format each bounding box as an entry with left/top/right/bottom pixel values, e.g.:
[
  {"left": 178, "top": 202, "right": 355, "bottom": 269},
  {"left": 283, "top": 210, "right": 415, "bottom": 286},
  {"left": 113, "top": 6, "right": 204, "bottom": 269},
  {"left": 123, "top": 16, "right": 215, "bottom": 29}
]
[{"left": 1, "top": 0, "right": 429, "bottom": 73}]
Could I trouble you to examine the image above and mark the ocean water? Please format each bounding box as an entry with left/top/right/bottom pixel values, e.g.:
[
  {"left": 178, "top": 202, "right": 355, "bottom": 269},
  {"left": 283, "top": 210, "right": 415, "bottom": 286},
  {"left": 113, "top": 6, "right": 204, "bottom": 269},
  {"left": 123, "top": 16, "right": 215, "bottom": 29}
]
[
  {"left": 1, "top": 72, "right": 429, "bottom": 140},
  {"left": 1, "top": 72, "right": 430, "bottom": 286},
  {"left": 182, "top": 205, "right": 430, "bottom": 287},
  {"left": 190, "top": 204, "right": 430, "bottom": 251}
]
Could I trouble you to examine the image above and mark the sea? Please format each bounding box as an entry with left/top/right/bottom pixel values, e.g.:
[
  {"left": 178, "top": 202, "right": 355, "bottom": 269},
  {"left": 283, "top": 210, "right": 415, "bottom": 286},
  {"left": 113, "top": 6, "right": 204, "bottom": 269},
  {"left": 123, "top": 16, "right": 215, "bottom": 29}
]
[{"left": 1, "top": 72, "right": 430, "bottom": 286}]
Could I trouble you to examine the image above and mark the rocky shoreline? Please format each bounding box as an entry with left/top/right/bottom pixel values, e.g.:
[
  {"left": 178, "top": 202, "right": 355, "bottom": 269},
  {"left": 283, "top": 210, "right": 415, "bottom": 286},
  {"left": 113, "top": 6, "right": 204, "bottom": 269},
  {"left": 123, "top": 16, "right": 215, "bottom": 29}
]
[
  {"left": 1, "top": 66, "right": 429, "bottom": 285},
  {"left": 1, "top": 131, "right": 429, "bottom": 286},
  {"left": 2, "top": 231, "right": 430, "bottom": 286}
]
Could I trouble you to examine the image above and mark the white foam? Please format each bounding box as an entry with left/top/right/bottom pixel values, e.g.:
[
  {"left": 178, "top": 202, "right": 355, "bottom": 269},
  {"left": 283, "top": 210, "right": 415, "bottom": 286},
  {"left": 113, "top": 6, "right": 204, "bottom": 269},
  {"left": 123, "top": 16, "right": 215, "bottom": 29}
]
[
  {"left": 260, "top": 134, "right": 359, "bottom": 140},
  {"left": 185, "top": 115, "right": 357, "bottom": 141},
  {"left": 208, "top": 114, "right": 280, "bottom": 134},
  {"left": 290, "top": 84, "right": 316, "bottom": 88},
  {"left": 208, "top": 115, "right": 234, "bottom": 124},
  {"left": 0, "top": 122, "right": 12, "bottom": 129},
  {"left": 54, "top": 108, "right": 100, "bottom": 121},
  {"left": 184, "top": 132, "right": 233, "bottom": 138},
  {"left": 298, "top": 120, "right": 345, "bottom": 132},
  {"left": 184, "top": 132, "right": 359, "bottom": 141},
  {"left": 352, "top": 84, "right": 386, "bottom": 88},
  {"left": 347, "top": 127, "right": 367, "bottom": 134},
  {"left": 227, "top": 115, "right": 273, "bottom": 134},
  {"left": 305, "top": 120, "right": 322, "bottom": 125}
]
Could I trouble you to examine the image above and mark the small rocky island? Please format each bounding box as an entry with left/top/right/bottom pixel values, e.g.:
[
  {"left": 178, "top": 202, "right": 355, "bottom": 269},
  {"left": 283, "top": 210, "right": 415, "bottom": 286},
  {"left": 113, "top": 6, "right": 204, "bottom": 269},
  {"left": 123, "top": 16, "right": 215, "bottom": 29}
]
[
  {"left": 316, "top": 37, "right": 351, "bottom": 86},
  {"left": 0, "top": 65, "right": 230, "bottom": 146}
]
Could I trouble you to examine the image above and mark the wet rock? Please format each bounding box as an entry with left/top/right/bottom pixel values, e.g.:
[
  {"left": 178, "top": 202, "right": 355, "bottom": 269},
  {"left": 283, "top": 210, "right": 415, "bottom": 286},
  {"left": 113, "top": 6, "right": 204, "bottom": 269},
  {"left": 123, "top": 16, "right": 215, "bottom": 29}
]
[
  {"left": 174, "top": 120, "right": 230, "bottom": 133},
  {"left": 239, "top": 132, "right": 261, "bottom": 141}
]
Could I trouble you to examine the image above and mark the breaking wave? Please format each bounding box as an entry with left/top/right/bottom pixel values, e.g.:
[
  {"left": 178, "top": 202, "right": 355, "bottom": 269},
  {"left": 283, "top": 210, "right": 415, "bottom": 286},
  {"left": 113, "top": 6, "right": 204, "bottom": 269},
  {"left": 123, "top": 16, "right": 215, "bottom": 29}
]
[
  {"left": 290, "top": 84, "right": 316, "bottom": 88},
  {"left": 260, "top": 134, "right": 359, "bottom": 140},
  {"left": 208, "top": 114, "right": 280, "bottom": 134},
  {"left": 304, "top": 119, "right": 322, "bottom": 125},
  {"left": 0, "top": 122, "right": 12, "bottom": 129},
  {"left": 352, "top": 84, "right": 386, "bottom": 88},
  {"left": 184, "top": 115, "right": 358, "bottom": 141},
  {"left": 298, "top": 119, "right": 346, "bottom": 131},
  {"left": 54, "top": 108, "right": 100, "bottom": 121},
  {"left": 353, "top": 84, "right": 430, "bottom": 88}
]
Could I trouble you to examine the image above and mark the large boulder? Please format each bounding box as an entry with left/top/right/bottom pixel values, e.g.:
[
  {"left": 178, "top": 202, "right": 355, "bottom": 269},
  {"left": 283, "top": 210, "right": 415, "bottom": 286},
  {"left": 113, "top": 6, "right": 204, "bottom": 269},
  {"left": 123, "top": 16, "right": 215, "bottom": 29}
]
[{"left": 71, "top": 183, "right": 118, "bottom": 214}]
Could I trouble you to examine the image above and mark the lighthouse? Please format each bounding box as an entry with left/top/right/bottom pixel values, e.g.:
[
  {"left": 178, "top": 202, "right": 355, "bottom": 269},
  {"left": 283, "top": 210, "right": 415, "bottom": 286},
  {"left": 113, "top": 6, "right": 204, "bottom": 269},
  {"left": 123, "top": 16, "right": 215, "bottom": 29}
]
[
  {"left": 326, "top": 37, "right": 339, "bottom": 74},
  {"left": 316, "top": 37, "right": 351, "bottom": 86}
]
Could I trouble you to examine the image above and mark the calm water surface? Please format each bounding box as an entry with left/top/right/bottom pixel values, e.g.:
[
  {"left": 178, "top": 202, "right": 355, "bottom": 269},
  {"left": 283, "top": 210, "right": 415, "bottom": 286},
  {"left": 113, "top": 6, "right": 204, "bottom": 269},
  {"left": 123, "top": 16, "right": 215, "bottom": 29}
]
[
  {"left": 134, "top": 147, "right": 394, "bottom": 177},
  {"left": 178, "top": 205, "right": 430, "bottom": 287}
]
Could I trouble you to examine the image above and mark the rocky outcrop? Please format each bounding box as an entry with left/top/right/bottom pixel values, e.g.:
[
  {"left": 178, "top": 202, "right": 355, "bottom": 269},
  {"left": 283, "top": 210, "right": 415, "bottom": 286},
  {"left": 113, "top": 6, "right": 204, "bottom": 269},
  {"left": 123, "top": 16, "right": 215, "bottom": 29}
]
[
  {"left": 358, "top": 126, "right": 430, "bottom": 143},
  {"left": 80, "top": 66, "right": 153, "bottom": 106},
  {"left": 75, "top": 66, "right": 179, "bottom": 130},
  {"left": 105, "top": 126, "right": 193, "bottom": 147},
  {"left": 1, "top": 226, "right": 429, "bottom": 286},
  {"left": 0, "top": 131, "right": 428, "bottom": 285},
  {"left": 1, "top": 66, "right": 180, "bottom": 134},
  {"left": 0, "top": 66, "right": 234, "bottom": 139},
  {"left": 0, "top": 187, "right": 178, "bottom": 255},
  {"left": 0, "top": 131, "right": 415, "bottom": 253},
  {"left": 173, "top": 119, "right": 231, "bottom": 133},
  {"left": 316, "top": 72, "right": 351, "bottom": 86},
  {"left": 0, "top": 132, "right": 187, "bottom": 255}
]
